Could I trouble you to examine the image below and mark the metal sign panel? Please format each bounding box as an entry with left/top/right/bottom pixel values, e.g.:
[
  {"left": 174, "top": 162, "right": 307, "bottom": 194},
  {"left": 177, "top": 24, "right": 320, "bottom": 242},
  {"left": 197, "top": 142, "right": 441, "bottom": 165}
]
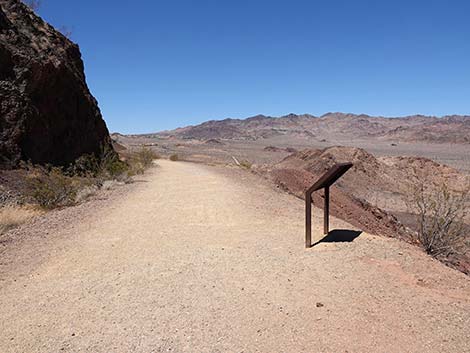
[{"left": 306, "top": 163, "right": 353, "bottom": 193}]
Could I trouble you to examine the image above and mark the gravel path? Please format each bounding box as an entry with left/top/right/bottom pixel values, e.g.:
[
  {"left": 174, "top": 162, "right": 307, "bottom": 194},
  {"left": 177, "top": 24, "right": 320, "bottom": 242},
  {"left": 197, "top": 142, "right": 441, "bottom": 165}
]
[{"left": 0, "top": 160, "right": 469, "bottom": 352}]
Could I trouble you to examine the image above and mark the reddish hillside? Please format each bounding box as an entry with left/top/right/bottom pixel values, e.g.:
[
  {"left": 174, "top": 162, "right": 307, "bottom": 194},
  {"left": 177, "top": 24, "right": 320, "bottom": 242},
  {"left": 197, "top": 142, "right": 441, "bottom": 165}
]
[{"left": 259, "top": 146, "right": 470, "bottom": 273}]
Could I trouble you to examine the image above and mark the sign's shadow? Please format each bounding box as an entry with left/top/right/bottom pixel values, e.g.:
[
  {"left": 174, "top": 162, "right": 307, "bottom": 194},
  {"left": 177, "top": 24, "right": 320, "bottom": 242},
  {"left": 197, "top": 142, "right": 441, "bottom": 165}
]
[{"left": 312, "top": 229, "right": 362, "bottom": 247}]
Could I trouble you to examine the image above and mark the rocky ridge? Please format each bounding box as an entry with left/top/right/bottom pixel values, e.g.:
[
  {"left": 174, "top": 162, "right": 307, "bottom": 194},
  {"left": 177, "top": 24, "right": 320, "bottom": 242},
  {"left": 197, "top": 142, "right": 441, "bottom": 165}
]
[{"left": 157, "top": 112, "right": 470, "bottom": 144}]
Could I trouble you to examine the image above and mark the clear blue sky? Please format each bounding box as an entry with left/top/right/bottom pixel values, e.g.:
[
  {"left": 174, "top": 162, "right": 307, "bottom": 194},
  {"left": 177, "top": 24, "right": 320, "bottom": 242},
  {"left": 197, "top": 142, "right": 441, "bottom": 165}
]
[{"left": 38, "top": 0, "right": 470, "bottom": 134}]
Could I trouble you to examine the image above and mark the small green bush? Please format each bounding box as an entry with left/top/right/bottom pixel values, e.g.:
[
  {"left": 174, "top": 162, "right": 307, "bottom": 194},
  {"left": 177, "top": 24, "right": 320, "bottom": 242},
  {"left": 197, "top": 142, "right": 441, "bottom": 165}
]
[
  {"left": 67, "top": 145, "right": 127, "bottom": 181},
  {"left": 69, "top": 154, "right": 100, "bottom": 177},
  {"left": 169, "top": 154, "right": 179, "bottom": 161},
  {"left": 102, "top": 157, "right": 128, "bottom": 180},
  {"left": 98, "top": 145, "right": 128, "bottom": 180}
]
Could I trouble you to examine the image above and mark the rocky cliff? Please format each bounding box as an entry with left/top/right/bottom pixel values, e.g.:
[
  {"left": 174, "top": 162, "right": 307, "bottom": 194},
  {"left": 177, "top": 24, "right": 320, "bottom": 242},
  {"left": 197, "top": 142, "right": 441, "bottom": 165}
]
[{"left": 0, "top": 0, "right": 112, "bottom": 169}]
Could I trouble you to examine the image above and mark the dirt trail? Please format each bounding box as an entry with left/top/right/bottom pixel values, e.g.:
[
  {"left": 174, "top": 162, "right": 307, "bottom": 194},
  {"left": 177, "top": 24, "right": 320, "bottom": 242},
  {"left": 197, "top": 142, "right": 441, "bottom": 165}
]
[{"left": 1, "top": 160, "right": 469, "bottom": 353}]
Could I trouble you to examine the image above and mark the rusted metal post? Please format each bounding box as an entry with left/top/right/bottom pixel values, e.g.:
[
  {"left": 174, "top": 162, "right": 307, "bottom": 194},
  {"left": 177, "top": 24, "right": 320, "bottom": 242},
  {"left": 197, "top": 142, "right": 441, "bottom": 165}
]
[
  {"left": 324, "top": 186, "right": 330, "bottom": 235},
  {"left": 305, "top": 192, "right": 312, "bottom": 248},
  {"left": 304, "top": 163, "right": 353, "bottom": 249}
]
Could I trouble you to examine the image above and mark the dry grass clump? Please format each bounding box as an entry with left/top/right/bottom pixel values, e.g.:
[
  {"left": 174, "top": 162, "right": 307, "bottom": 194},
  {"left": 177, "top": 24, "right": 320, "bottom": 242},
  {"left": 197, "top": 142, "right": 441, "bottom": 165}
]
[
  {"left": 169, "top": 154, "right": 179, "bottom": 161},
  {"left": 239, "top": 160, "right": 252, "bottom": 169},
  {"left": 0, "top": 206, "right": 40, "bottom": 235}
]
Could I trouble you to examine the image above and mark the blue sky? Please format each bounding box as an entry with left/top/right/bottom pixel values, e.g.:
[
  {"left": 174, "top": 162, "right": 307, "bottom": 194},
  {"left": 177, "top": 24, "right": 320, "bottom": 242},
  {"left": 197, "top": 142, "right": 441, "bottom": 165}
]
[{"left": 38, "top": 0, "right": 470, "bottom": 133}]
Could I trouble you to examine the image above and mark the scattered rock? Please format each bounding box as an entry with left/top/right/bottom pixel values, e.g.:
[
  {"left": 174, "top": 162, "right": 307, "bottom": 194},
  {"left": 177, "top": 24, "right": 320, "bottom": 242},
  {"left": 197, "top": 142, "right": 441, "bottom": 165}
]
[
  {"left": 204, "top": 139, "right": 225, "bottom": 145},
  {"left": 284, "top": 147, "right": 298, "bottom": 153},
  {"left": 264, "top": 146, "right": 282, "bottom": 152}
]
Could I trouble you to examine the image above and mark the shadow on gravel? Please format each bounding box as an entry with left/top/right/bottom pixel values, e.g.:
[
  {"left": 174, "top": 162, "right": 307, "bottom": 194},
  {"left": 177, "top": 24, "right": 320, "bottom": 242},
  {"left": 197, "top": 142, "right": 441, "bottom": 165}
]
[{"left": 313, "top": 229, "right": 362, "bottom": 247}]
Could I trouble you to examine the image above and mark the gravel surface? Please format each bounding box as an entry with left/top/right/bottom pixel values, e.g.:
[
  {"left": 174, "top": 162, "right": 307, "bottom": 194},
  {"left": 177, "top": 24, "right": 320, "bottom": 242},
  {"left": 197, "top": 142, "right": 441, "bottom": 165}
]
[{"left": 0, "top": 160, "right": 469, "bottom": 352}]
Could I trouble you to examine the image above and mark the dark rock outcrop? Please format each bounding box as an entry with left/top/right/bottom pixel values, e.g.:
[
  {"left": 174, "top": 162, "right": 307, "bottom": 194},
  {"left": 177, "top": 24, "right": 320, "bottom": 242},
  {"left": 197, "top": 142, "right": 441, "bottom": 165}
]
[{"left": 0, "top": 0, "right": 113, "bottom": 169}]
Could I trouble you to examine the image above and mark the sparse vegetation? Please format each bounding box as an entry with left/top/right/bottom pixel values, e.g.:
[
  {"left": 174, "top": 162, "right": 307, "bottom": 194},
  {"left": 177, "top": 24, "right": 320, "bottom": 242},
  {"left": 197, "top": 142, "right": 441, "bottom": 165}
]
[
  {"left": 97, "top": 146, "right": 129, "bottom": 181},
  {"left": 26, "top": 166, "right": 81, "bottom": 209},
  {"left": 21, "top": 145, "right": 158, "bottom": 210},
  {"left": 125, "top": 147, "right": 159, "bottom": 176},
  {"left": 0, "top": 206, "right": 40, "bottom": 235},
  {"left": 70, "top": 145, "right": 132, "bottom": 182},
  {"left": 406, "top": 178, "right": 470, "bottom": 259},
  {"left": 239, "top": 160, "right": 252, "bottom": 169},
  {"left": 169, "top": 154, "right": 179, "bottom": 161},
  {"left": 135, "top": 147, "right": 159, "bottom": 169}
]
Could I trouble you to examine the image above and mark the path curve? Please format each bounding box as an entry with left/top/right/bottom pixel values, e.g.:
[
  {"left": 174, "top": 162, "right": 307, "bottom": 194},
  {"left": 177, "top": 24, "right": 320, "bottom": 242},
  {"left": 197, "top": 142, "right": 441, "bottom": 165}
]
[{"left": 0, "top": 160, "right": 469, "bottom": 352}]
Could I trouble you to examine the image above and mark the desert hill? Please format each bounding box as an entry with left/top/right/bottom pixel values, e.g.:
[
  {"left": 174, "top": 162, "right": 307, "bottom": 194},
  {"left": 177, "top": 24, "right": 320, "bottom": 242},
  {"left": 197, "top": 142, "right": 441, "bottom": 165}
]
[
  {"left": 157, "top": 113, "right": 470, "bottom": 144},
  {"left": 272, "top": 146, "right": 467, "bottom": 205},
  {"left": 262, "top": 146, "right": 470, "bottom": 274},
  {"left": 0, "top": 0, "right": 112, "bottom": 169}
]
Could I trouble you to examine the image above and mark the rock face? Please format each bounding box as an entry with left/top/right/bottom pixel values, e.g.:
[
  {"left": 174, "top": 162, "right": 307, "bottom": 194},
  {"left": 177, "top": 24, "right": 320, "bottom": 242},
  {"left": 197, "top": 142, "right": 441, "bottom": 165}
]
[{"left": 0, "top": 0, "right": 112, "bottom": 169}]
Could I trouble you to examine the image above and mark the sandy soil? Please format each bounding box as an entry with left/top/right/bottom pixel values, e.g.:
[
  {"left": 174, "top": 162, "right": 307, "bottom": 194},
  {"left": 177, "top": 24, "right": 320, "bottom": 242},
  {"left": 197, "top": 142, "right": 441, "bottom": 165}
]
[{"left": 0, "top": 160, "right": 469, "bottom": 352}]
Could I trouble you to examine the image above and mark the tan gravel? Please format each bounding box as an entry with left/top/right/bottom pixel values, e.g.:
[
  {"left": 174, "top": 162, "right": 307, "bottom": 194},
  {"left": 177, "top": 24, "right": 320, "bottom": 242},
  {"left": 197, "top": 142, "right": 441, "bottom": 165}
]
[{"left": 0, "top": 160, "right": 469, "bottom": 353}]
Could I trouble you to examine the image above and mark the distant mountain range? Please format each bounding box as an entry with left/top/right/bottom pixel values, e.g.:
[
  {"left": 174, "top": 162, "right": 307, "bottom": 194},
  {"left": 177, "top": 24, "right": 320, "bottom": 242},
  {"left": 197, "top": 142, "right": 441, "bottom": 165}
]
[{"left": 157, "top": 113, "right": 470, "bottom": 144}]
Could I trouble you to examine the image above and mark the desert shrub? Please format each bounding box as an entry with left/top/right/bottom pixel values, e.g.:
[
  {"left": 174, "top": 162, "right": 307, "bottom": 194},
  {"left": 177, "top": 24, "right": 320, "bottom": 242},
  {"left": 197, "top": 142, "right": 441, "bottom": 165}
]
[
  {"left": 0, "top": 206, "right": 40, "bottom": 235},
  {"left": 21, "top": 145, "right": 157, "bottom": 210},
  {"left": 69, "top": 154, "right": 100, "bottom": 177},
  {"left": 127, "top": 161, "right": 145, "bottom": 176},
  {"left": 239, "top": 160, "right": 252, "bottom": 169},
  {"left": 406, "top": 179, "right": 469, "bottom": 258},
  {"left": 169, "top": 154, "right": 179, "bottom": 161},
  {"left": 97, "top": 145, "right": 128, "bottom": 180},
  {"left": 101, "top": 157, "right": 128, "bottom": 180},
  {"left": 27, "top": 167, "right": 80, "bottom": 209},
  {"left": 68, "top": 145, "right": 128, "bottom": 181},
  {"left": 135, "top": 147, "right": 159, "bottom": 168},
  {"left": 24, "top": 163, "right": 96, "bottom": 209},
  {"left": 124, "top": 147, "right": 158, "bottom": 176}
]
